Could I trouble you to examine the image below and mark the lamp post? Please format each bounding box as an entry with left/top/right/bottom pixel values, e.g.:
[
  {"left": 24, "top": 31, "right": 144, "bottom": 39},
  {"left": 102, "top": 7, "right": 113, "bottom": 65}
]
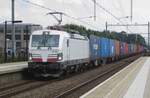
[
  {"left": 131, "top": 0, "right": 133, "bottom": 22},
  {"left": 26, "top": 25, "right": 30, "bottom": 60},
  {"left": 11, "top": 20, "right": 22, "bottom": 60}
]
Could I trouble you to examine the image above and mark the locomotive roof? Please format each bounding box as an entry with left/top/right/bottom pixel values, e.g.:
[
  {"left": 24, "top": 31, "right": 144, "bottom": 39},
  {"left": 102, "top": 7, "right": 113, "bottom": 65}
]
[
  {"left": 32, "top": 29, "right": 68, "bottom": 35},
  {"left": 31, "top": 29, "right": 88, "bottom": 40}
]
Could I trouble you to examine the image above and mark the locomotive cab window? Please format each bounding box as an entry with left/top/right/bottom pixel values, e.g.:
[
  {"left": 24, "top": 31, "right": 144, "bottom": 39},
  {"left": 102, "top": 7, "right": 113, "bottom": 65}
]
[{"left": 31, "top": 35, "right": 60, "bottom": 47}]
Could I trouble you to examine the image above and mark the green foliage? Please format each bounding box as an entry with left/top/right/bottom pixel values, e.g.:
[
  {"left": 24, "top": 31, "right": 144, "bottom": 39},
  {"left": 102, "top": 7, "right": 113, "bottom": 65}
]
[{"left": 62, "top": 24, "right": 146, "bottom": 45}]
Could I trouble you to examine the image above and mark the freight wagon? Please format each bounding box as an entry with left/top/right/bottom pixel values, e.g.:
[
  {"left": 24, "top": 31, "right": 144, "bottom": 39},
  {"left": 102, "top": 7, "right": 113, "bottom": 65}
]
[
  {"left": 89, "top": 35, "right": 100, "bottom": 66},
  {"left": 120, "top": 42, "right": 125, "bottom": 57},
  {"left": 128, "top": 44, "right": 132, "bottom": 55},
  {"left": 114, "top": 40, "right": 120, "bottom": 60},
  {"left": 89, "top": 36, "right": 115, "bottom": 64}
]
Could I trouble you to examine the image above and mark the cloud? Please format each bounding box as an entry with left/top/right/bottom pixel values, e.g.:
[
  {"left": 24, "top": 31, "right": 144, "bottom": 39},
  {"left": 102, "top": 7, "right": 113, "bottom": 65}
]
[
  {"left": 0, "top": 0, "right": 150, "bottom": 38},
  {"left": 30, "top": 0, "right": 45, "bottom": 5},
  {"left": 0, "top": 0, "right": 11, "bottom": 21},
  {"left": 56, "top": 0, "right": 82, "bottom": 5}
]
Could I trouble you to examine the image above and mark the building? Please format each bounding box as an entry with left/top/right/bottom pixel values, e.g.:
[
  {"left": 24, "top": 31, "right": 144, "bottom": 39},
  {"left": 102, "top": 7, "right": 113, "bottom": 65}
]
[
  {"left": 0, "top": 33, "right": 4, "bottom": 57},
  {"left": 0, "top": 23, "right": 42, "bottom": 57}
]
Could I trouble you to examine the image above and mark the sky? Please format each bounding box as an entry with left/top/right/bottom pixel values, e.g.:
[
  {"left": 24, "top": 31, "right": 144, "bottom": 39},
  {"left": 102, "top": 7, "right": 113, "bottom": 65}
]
[{"left": 0, "top": 0, "right": 150, "bottom": 42}]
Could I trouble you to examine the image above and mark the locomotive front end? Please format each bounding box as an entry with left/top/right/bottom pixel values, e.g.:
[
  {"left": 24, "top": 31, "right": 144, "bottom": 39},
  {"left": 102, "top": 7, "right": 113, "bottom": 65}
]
[{"left": 28, "top": 30, "right": 64, "bottom": 77}]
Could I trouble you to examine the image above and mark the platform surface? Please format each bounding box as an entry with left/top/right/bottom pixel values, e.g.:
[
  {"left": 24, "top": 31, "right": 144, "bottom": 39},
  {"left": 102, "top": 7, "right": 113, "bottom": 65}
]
[
  {"left": 80, "top": 57, "right": 150, "bottom": 98},
  {"left": 0, "top": 62, "right": 27, "bottom": 75}
]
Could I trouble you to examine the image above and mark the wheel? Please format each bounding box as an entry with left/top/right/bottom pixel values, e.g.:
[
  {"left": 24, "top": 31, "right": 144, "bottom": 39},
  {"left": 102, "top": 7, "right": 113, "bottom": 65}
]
[{"left": 102, "top": 59, "right": 106, "bottom": 65}]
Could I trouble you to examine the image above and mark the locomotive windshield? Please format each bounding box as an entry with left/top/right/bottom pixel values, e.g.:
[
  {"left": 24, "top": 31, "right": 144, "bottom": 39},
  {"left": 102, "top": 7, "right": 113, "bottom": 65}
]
[{"left": 31, "top": 35, "right": 59, "bottom": 47}]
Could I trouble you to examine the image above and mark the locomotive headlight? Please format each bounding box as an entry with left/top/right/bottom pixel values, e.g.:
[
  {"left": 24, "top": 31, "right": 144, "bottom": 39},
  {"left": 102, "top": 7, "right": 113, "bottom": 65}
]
[
  {"left": 57, "top": 53, "right": 63, "bottom": 60},
  {"left": 29, "top": 53, "right": 32, "bottom": 61}
]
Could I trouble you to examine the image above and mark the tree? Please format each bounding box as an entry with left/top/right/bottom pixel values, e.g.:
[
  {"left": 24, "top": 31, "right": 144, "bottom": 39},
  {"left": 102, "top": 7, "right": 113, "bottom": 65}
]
[{"left": 61, "top": 24, "right": 146, "bottom": 45}]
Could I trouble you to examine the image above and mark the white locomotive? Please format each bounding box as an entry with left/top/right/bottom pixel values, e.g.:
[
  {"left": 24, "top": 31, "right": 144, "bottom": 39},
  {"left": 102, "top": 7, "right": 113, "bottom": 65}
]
[{"left": 28, "top": 29, "right": 90, "bottom": 77}]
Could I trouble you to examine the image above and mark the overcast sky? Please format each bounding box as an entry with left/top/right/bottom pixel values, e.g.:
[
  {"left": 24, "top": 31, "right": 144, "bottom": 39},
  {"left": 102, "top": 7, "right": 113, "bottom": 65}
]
[{"left": 0, "top": 0, "right": 150, "bottom": 40}]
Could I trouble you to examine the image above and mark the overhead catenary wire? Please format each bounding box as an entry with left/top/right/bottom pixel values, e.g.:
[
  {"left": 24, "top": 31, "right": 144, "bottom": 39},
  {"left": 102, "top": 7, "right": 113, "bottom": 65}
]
[
  {"left": 76, "top": 16, "right": 95, "bottom": 20},
  {"left": 21, "top": 0, "right": 100, "bottom": 30},
  {"left": 22, "top": 0, "right": 56, "bottom": 12},
  {"left": 90, "top": 0, "right": 133, "bottom": 33},
  {"left": 116, "top": 0, "right": 127, "bottom": 21},
  {"left": 63, "top": 13, "right": 100, "bottom": 30},
  {"left": 117, "top": 0, "right": 130, "bottom": 33},
  {"left": 21, "top": 0, "right": 133, "bottom": 32},
  {"left": 81, "top": 0, "right": 92, "bottom": 12},
  {"left": 91, "top": 0, "right": 123, "bottom": 24}
]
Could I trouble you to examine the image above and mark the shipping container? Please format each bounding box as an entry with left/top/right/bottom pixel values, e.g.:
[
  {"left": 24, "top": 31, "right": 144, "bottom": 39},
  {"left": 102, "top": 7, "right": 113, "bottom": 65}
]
[
  {"left": 135, "top": 44, "right": 138, "bottom": 53},
  {"left": 138, "top": 45, "right": 141, "bottom": 53},
  {"left": 130, "top": 44, "right": 133, "bottom": 54},
  {"left": 138, "top": 45, "right": 144, "bottom": 53},
  {"left": 141, "top": 45, "right": 144, "bottom": 52},
  {"left": 125, "top": 43, "right": 129, "bottom": 55},
  {"left": 141, "top": 46, "right": 144, "bottom": 52},
  {"left": 109, "top": 39, "right": 115, "bottom": 57},
  {"left": 136, "top": 44, "right": 139, "bottom": 53},
  {"left": 133, "top": 44, "right": 138, "bottom": 53},
  {"left": 114, "top": 40, "right": 120, "bottom": 56},
  {"left": 131, "top": 45, "right": 133, "bottom": 54},
  {"left": 137, "top": 44, "right": 142, "bottom": 53},
  {"left": 128, "top": 44, "right": 132, "bottom": 55},
  {"left": 89, "top": 35, "right": 100, "bottom": 60},
  {"left": 120, "top": 42, "right": 125, "bottom": 56},
  {"left": 99, "top": 38, "right": 110, "bottom": 58},
  {"left": 140, "top": 45, "right": 142, "bottom": 52},
  {"left": 131, "top": 44, "right": 134, "bottom": 54}
]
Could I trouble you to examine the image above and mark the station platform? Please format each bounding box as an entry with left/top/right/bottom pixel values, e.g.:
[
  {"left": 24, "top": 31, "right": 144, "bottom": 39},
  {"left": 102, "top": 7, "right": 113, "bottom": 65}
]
[
  {"left": 0, "top": 62, "right": 27, "bottom": 75},
  {"left": 80, "top": 57, "right": 150, "bottom": 98}
]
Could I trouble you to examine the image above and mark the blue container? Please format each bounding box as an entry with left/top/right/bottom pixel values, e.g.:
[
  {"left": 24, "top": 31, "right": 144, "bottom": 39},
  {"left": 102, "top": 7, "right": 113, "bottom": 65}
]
[
  {"left": 120, "top": 42, "right": 125, "bottom": 55},
  {"left": 89, "top": 35, "right": 100, "bottom": 60},
  {"left": 128, "top": 44, "right": 132, "bottom": 54},
  {"left": 99, "top": 38, "right": 110, "bottom": 58},
  {"left": 109, "top": 39, "right": 115, "bottom": 57},
  {"left": 131, "top": 44, "right": 134, "bottom": 54}
]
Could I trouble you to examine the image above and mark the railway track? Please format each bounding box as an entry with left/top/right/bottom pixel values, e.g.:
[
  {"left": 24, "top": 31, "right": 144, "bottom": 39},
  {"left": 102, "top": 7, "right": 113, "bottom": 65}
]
[
  {"left": 0, "top": 80, "right": 34, "bottom": 92},
  {"left": 54, "top": 55, "right": 139, "bottom": 98},
  {"left": 0, "top": 55, "right": 140, "bottom": 98},
  {"left": 0, "top": 79, "right": 58, "bottom": 98}
]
